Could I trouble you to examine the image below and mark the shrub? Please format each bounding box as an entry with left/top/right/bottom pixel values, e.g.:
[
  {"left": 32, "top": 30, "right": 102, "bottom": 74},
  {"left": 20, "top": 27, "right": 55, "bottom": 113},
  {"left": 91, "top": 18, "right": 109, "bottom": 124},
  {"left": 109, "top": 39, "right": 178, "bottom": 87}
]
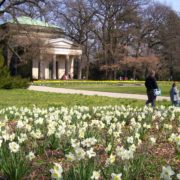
[
  {"left": 0, "top": 76, "right": 12, "bottom": 89},
  {"left": 11, "top": 76, "right": 30, "bottom": 89},
  {"left": 0, "top": 76, "right": 29, "bottom": 89}
]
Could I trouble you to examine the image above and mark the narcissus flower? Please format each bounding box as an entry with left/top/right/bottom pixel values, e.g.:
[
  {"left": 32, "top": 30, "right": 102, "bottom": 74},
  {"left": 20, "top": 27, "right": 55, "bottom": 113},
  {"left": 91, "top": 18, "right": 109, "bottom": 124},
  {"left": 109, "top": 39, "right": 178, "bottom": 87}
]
[
  {"left": 26, "top": 151, "right": 35, "bottom": 161},
  {"left": 91, "top": 170, "right": 100, "bottom": 180},
  {"left": 9, "top": 142, "right": 20, "bottom": 153},
  {"left": 160, "top": 166, "right": 175, "bottom": 180},
  {"left": 111, "top": 173, "right": 122, "bottom": 180},
  {"left": 50, "top": 163, "right": 63, "bottom": 179}
]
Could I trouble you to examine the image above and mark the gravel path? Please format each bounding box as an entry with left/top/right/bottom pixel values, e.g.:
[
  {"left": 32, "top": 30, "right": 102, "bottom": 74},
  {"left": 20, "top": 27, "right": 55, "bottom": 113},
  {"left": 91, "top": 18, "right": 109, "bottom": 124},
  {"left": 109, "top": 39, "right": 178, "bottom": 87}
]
[{"left": 28, "top": 85, "right": 170, "bottom": 101}]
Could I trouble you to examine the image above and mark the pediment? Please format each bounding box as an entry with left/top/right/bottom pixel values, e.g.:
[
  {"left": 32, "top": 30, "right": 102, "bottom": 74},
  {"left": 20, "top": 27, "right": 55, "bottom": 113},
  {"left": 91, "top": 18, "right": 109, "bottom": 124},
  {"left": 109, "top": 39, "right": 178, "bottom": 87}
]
[{"left": 47, "top": 38, "right": 80, "bottom": 49}]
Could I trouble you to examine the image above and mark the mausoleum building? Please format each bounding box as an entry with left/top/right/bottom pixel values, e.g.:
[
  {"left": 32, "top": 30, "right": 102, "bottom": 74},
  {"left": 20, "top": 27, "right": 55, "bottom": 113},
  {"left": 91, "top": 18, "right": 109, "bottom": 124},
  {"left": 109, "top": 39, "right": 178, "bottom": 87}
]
[{"left": 0, "top": 16, "right": 82, "bottom": 79}]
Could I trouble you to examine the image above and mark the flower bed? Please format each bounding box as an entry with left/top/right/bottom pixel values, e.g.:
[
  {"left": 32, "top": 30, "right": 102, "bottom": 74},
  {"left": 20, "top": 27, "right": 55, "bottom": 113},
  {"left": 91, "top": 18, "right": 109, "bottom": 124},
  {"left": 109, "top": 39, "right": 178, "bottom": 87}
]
[{"left": 0, "top": 105, "right": 179, "bottom": 179}]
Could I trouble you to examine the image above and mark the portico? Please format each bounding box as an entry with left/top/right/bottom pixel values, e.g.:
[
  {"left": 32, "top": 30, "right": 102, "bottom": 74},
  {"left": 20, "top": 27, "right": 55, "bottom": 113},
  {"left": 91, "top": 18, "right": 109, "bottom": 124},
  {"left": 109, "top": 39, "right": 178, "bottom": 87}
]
[{"left": 32, "top": 38, "right": 82, "bottom": 80}]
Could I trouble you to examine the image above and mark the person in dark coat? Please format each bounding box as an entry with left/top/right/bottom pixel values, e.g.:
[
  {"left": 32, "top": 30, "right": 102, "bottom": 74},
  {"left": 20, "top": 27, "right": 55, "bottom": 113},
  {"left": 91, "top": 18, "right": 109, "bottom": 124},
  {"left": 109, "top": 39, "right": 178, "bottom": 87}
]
[
  {"left": 170, "top": 82, "right": 179, "bottom": 106},
  {"left": 145, "top": 70, "right": 158, "bottom": 107}
]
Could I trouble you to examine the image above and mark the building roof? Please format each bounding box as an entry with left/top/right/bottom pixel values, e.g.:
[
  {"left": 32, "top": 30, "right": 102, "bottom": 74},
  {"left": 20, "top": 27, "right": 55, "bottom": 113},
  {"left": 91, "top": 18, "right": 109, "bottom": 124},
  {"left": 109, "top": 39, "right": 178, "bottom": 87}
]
[{"left": 9, "top": 16, "right": 59, "bottom": 29}]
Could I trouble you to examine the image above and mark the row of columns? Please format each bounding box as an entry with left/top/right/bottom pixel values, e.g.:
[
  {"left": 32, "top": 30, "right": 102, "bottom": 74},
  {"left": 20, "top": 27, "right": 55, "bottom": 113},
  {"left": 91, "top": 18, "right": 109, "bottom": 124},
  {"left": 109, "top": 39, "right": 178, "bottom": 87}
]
[{"left": 32, "top": 54, "right": 75, "bottom": 80}]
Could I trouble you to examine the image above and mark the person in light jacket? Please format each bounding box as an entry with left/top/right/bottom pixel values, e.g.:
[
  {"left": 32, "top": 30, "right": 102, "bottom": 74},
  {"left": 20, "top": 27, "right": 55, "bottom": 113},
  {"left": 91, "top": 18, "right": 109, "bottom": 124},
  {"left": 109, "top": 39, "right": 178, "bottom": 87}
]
[{"left": 170, "top": 82, "right": 179, "bottom": 106}]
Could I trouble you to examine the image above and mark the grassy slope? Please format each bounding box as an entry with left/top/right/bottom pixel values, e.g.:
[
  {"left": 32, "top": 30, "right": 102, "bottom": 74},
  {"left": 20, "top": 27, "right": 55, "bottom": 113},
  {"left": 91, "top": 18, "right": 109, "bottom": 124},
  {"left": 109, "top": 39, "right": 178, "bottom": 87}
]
[
  {"left": 0, "top": 89, "right": 171, "bottom": 108},
  {"left": 0, "top": 89, "right": 146, "bottom": 108},
  {"left": 34, "top": 81, "right": 180, "bottom": 97}
]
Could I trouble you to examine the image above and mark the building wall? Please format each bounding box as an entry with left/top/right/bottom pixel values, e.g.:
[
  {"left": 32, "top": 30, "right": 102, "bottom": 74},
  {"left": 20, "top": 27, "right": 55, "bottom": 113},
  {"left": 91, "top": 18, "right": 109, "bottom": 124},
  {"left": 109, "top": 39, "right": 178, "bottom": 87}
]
[{"left": 0, "top": 24, "right": 82, "bottom": 80}]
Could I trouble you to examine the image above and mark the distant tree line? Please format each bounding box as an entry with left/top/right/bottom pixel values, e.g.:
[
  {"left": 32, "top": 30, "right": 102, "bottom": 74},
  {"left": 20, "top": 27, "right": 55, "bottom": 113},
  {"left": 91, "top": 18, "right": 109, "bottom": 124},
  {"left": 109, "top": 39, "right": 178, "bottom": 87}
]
[{"left": 1, "top": 0, "right": 180, "bottom": 80}]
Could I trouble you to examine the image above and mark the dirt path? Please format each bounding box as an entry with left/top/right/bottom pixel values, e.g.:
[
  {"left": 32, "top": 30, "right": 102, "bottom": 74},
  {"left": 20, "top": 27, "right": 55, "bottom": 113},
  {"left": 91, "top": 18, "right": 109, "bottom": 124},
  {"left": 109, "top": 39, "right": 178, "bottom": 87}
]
[{"left": 28, "top": 85, "right": 170, "bottom": 101}]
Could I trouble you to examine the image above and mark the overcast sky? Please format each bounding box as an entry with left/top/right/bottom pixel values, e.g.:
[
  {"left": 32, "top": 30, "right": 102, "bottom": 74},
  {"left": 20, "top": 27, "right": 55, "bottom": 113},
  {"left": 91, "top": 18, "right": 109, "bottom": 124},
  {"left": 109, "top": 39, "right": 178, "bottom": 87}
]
[{"left": 157, "top": 0, "right": 180, "bottom": 12}]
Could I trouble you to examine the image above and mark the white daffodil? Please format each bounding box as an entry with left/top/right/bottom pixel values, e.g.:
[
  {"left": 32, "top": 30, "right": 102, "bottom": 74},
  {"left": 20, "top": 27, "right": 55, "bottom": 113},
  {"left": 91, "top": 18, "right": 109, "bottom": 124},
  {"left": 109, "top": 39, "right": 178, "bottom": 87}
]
[
  {"left": 129, "top": 144, "right": 136, "bottom": 152},
  {"left": 127, "top": 136, "right": 134, "bottom": 144},
  {"left": 86, "top": 148, "right": 96, "bottom": 159},
  {"left": 79, "top": 129, "right": 85, "bottom": 139},
  {"left": 30, "top": 129, "right": 43, "bottom": 139},
  {"left": 160, "top": 166, "right": 175, "bottom": 180},
  {"left": 16, "top": 120, "right": 24, "bottom": 128},
  {"left": 135, "top": 133, "right": 140, "bottom": 139},
  {"left": 2, "top": 132, "right": 10, "bottom": 141},
  {"left": 35, "top": 117, "right": 44, "bottom": 125},
  {"left": 175, "top": 135, "right": 180, "bottom": 146},
  {"left": 75, "top": 147, "right": 86, "bottom": 160},
  {"left": 18, "top": 133, "right": 28, "bottom": 144},
  {"left": 111, "top": 173, "right": 122, "bottom": 180},
  {"left": 109, "top": 154, "right": 116, "bottom": 164},
  {"left": 105, "top": 143, "right": 112, "bottom": 152},
  {"left": 26, "top": 151, "right": 35, "bottom": 161},
  {"left": 65, "top": 152, "right": 76, "bottom": 162},
  {"left": 177, "top": 174, "right": 180, "bottom": 180},
  {"left": 116, "top": 146, "right": 134, "bottom": 160},
  {"left": 0, "top": 139, "right": 3, "bottom": 147},
  {"left": 81, "top": 137, "right": 97, "bottom": 148},
  {"left": 50, "top": 163, "right": 63, "bottom": 179},
  {"left": 9, "top": 142, "right": 20, "bottom": 153},
  {"left": 105, "top": 153, "right": 116, "bottom": 166},
  {"left": 71, "top": 139, "right": 80, "bottom": 149},
  {"left": 168, "top": 133, "right": 176, "bottom": 142},
  {"left": 164, "top": 124, "right": 172, "bottom": 130},
  {"left": 9, "top": 133, "right": 16, "bottom": 141},
  {"left": 91, "top": 170, "right": 100, "bottom": 180},
  {"left": 25, "top": 124, "right": 32, "bottom": 132},
  {"left": 150, "top": 137, "right": 156, "bottom": 145}
]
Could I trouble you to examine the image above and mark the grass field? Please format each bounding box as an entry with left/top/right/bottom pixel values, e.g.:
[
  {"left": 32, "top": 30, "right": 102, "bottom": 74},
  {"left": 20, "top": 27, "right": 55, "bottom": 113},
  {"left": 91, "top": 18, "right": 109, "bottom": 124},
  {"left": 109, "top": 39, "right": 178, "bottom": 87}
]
[
  {"left": 33, "top": 80, "right": 180, "bottom": 97},
  {"left": 0, "top": 89, "right": 143, "bottom": 108},
  {"left": 0, "top": 89, "right": 171, "bottom": 108}
]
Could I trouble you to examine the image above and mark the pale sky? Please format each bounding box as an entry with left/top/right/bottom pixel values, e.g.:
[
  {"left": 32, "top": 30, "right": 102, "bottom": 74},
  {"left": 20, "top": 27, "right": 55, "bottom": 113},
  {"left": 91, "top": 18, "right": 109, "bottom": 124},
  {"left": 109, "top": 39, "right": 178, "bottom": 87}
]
[{"left": 157, "top": 0, "right": 180, "bottom": 12}]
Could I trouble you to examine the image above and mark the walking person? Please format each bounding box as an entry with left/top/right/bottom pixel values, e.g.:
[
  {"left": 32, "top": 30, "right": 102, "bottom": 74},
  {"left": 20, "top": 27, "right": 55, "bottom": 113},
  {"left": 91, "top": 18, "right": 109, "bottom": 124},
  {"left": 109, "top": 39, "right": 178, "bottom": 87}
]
[
  {"left": 170, "top": 82, "right": 179, "bottom": 107},
  {"left": 145, "top": 70, "right": 159, "bottom": 108}
]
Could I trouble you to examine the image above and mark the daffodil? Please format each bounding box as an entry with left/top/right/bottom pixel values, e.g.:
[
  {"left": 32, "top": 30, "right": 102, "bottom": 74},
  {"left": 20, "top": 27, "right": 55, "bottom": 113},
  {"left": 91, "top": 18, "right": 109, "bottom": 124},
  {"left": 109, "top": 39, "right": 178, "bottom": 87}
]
[
  {"left": 111, "top": 173, "right": 122, "bottom": 180},
  {"left": 91, "top": 170, "right": 100, "bottom": 179},
  {"left": 9, "top": 142, "right": 20, "bottom": 153},
  {"left": 160, "top": 166, "right": 175, "bottom": 180}
]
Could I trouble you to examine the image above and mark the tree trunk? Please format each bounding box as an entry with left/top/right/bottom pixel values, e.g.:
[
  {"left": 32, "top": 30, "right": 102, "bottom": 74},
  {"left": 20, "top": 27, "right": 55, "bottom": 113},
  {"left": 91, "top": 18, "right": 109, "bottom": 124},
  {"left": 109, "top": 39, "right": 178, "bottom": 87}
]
[
  {"left": 113, "top": 69, "right": 117, "bottom": 80},
  {"left": 144, "top": 67, "right": 148, "bottom": 79},
  {"left": 86, "top": 62, "right": 89, "bottom": 80},
  {"left": 133, "top": 69, "right": 136, "bottom": 80},
  {"left": 170, "top": 67, "right": 174, "bottom": 81},
  {"left": 170, "top": 55, "right": 174, "bottom": 80},
  {"left": 7, "top": 47, "right": 13, "bottom": 68}
]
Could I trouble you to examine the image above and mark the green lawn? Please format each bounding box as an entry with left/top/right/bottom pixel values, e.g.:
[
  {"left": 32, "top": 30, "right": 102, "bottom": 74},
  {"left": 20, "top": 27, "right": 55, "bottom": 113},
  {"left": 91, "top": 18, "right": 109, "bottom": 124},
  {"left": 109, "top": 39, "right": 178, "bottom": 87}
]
[
  {"left": 0, "top": 89, "right": 170, "bottom": 108},
  {"left": 33, "top": 81, "right": 180, "bottom": 97}
]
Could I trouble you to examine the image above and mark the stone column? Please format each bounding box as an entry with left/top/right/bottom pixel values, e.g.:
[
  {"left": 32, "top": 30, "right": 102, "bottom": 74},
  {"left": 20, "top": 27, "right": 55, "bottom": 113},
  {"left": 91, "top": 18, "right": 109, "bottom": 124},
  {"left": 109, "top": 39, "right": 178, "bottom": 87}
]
[
  {"left": 53, "top": 54, "right": 56, "bottom": 79},
  {"left": 59, "top": 56, "right": 65, "bottom": 79},
  {"left": 45, "top": 61, "right": 50, "bottom": 79},
  {"left": 65, "top": 55, "right": 69, "bottom": 76},
  {"left": 69, "top": 56, "right": 74, "bottom": 79},
  {"left": 32, "top": 59, "right": 39, "bottom": 79},
  {"left": 39, "top": 54, "right": 44, "bottom": 79}
]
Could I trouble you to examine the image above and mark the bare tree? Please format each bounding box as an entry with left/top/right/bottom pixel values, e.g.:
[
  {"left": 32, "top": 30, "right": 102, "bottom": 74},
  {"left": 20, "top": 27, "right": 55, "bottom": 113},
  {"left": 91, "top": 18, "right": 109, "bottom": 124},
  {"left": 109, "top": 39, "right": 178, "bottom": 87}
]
[
  {"left": 49, "top": 0, "right": 96, "bottom": 79},
  {"left": 0, "top": 0, "right": 45, "bottom": 18},
  {"left": 91, "top": 0, "right": 149, "bottom": 79},
  {"left": 141, "top": 3, "right": 180, "bottom": 80}
]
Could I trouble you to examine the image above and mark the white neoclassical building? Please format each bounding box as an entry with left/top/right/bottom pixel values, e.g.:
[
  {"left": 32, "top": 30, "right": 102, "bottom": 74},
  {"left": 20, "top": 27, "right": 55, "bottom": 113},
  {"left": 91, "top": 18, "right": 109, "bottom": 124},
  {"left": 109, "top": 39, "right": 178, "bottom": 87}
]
[
  {"left": 33, "top": 38, "right": 82, "bottom": 80},
  {"left": 0, "top": 16, "right": 82, "bottom": 79}
]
